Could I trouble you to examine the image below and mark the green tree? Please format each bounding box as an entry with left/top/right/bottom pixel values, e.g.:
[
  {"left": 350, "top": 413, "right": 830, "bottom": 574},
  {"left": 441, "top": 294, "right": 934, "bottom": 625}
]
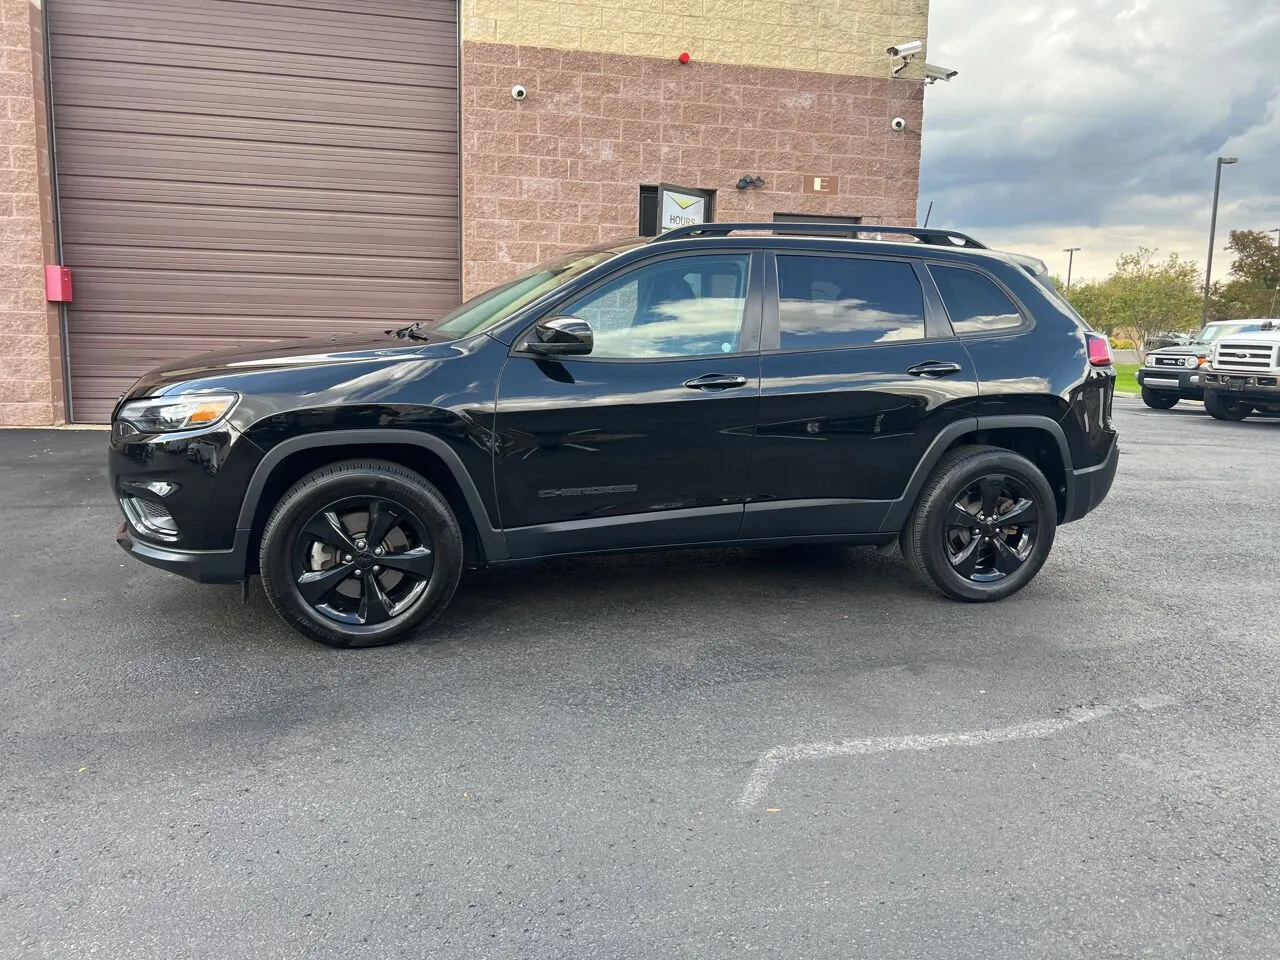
[
  {"left": 1211, "top": 230, "right": 1280, "bottom": 319},
  {"left": 1062, "top": 248, "right": 1202, "bottom": 350}
]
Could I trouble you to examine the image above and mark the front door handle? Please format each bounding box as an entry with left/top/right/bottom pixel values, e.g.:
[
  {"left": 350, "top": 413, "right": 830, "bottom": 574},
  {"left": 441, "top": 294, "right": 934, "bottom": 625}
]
[
  {"left": 907, "top": 361, "right": 963, "bottom": 378},
  {"left": 683, "top": 373, "right": 749, "bottom": 390}
]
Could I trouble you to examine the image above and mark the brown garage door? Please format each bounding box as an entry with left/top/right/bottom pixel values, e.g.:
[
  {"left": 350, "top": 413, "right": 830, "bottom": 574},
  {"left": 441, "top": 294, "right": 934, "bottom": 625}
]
[{"left": 49, "top": 0, "right": 460, "bottom": 422}]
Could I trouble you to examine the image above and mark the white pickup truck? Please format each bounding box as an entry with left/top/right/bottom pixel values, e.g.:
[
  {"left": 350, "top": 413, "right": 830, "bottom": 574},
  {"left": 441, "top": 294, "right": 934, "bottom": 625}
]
[{"left": 1201, "top": 322, "right": 1280, "bottom": 421}]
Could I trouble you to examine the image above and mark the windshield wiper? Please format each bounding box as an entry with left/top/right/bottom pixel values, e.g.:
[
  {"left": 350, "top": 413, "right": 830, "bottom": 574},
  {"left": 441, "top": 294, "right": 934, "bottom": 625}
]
[{"left": 390, "top": 322, "right": 432, "bottom": 341}]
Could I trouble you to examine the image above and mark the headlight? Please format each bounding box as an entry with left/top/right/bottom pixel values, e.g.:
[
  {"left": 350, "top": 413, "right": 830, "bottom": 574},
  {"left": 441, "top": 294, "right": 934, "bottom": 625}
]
[
  {"left": 1185, "top": 356, "right": 1198, "bottom": 367},
  {"left": 117, "top": 392, "right": 239, "bottom": 433}
]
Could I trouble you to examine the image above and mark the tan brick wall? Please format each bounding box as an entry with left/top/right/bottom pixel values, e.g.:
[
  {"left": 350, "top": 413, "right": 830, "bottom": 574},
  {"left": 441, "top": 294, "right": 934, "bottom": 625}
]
[
  {"left": 0, "top": 0, "right": 61, "bottom": 427},
  {"left": 461, "top": 42, "right": 923, "bottom": 295},
  {"left": 464, "top": 0, "right": 930, "bottom": 80}
]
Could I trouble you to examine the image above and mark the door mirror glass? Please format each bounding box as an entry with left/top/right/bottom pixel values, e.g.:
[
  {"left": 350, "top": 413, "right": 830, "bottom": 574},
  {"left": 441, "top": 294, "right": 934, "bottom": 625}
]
[{"left": 525, "top": 316, "right": 594, "bottom": 356}]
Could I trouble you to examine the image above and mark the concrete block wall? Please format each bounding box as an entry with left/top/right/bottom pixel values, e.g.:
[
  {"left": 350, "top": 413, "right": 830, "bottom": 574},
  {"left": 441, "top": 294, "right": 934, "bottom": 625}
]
[
  {"left": 459, "top": 0, "right": 930, "bottom": 296},
  {"left": 462, "top": 0, "right": 930, "bottom": 78},
  {"left": 0, "top": 0, "right": 61, "bottom": 426}
]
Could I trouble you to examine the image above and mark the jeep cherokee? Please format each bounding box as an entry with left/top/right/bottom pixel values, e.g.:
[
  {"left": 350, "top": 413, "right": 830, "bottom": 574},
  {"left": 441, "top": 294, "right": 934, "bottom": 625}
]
[{"left": 109, "top": 224, "right": 1119, "bottom": 647}]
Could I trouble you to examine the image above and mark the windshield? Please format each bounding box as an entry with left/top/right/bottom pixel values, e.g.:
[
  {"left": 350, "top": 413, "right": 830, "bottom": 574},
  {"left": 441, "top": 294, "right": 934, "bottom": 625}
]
[
  {"left": 1194, "top": 322, "right": 1264, "bottom": 345},
  {"left": 432, "top": 246, "right": 634, "bottom": 338}
]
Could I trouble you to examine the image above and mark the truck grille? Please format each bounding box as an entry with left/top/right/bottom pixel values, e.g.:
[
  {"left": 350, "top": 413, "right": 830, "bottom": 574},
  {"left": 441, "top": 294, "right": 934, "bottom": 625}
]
[{"left": 1215, "top": 342, "right": 1278, "bottom": 373}]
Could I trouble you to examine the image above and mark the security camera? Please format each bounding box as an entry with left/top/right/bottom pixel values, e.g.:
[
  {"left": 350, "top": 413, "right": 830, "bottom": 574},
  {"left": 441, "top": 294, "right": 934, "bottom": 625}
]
[
  {"left": 924, "top": 63, "right": 959, "bottom": 83},
  {"left": 891, "top": 117, "right": 907, "bottom": 132},
  {"left": 511, "top": 85, "right": 527, "bottom": 101},
  {"left": 887, "top": 40, "right": 924, "bottom": 58}
]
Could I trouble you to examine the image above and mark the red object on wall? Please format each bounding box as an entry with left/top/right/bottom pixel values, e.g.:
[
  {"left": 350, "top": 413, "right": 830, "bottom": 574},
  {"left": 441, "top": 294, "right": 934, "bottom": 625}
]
[
  {"left": 678, "top": 52, "right": 690, "bottom": 64},
  {"left": 46, "top": 265, "right": 73, "bottom": 302}
]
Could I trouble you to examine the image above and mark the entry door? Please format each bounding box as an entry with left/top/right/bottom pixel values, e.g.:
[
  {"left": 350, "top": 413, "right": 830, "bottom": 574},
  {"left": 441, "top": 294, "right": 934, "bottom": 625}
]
[
  {"left": 495, "top": 252, "right": 763, "bottom": 557},
  {"left": 743, "top": 251, "right": 979, "bottom": 538}
]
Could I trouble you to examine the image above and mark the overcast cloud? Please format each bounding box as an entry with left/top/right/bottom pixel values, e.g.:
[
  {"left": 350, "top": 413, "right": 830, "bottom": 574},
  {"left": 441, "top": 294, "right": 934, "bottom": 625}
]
[{"left": 919, "top": 0, "right": 1280, "bottom": 284}]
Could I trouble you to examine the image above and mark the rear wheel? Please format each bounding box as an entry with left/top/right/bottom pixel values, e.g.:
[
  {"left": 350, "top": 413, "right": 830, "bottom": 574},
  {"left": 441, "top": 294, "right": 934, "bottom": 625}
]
[
  {"left": 901, "top": 446, "right": 1057, "bottom": 603},
  {"left": 259, "top": 460, "right": 464, "bottom": 647},
  {"left": 1204, "top": 391, "right": 1252, "bottom": 421},
  {"left": 1141, "top": 387, "right": 1179, "bottom": 410}
]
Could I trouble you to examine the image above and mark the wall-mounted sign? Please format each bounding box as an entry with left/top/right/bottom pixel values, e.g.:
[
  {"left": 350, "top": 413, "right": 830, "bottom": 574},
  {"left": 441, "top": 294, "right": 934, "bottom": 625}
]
[
  {"left": 803, "top": 176, "right": 839, "bottom": 195},
  {"left": 658, "top": 184, "right": 713, "bottom": 233}
]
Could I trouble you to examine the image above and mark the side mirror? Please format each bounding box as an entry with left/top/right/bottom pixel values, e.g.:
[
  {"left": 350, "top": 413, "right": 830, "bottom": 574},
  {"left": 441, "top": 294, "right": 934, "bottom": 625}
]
[{"left": 524, "top": 316, "right": 594, "bottom": 357}]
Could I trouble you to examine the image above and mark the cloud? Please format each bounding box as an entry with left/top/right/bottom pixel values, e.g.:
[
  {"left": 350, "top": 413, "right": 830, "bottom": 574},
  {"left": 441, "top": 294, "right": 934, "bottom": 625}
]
[{"left": 920, "top": 0, "right": 1280, "bottom": 284}]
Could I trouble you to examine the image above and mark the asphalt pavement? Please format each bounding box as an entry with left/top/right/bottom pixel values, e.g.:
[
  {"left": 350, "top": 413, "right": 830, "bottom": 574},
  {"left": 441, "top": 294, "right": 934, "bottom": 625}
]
[{"left": 3, "top": 398, "right": 1280, "bottom": 959}]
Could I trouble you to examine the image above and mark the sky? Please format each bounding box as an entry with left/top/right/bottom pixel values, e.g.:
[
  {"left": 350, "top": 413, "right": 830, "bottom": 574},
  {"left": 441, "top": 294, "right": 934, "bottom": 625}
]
[{"left": 918, "top": 0, "right": 1280, "bottom": 286}]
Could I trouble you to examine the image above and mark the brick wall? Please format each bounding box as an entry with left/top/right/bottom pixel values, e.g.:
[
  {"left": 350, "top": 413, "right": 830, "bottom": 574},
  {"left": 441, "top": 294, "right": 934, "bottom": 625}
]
[
  {"left": 461, "top": 42, "right": 923, "bottom": 295},
  {"left": 0, "top": 0, "right": 61, "bottom": 426},
  {"left": 463, "top": 0, "right": 930, "bottom": 80}
]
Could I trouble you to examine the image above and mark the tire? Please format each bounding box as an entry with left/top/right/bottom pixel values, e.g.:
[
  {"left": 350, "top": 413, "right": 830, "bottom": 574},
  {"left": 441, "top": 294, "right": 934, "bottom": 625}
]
[
  {"left": 1140, "top": 387, "right": 1179, "bottom": 410},
  {"left": 900, "top": 445, "right": 1057, "bottom": 603},
  {"left": 1203, "top": 391, "right": 1252, "bottom": 422},
  {"left": 258, "top": 460, "right": 464, "bottom": 648}
]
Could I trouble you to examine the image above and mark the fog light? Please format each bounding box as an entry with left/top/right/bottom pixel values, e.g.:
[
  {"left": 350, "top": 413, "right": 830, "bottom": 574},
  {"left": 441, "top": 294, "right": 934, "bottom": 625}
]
[{"left": 136, "top": 481, "right": 177, "bottom": 496}]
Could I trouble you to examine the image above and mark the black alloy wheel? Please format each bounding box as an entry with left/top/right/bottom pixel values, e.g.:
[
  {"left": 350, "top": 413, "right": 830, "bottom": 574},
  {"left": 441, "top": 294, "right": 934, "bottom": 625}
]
[
  {"left": 943, "top": 475, "right": 1039, "bottom": 583},
  {"left": 259, "top": 461, "right": 463, "bottom": 647},
  {"left": 901, "top": 445, "right": 1057, "bottom": 602},
  {"left": 293, "top": 497, "right": 435, "bottom": 628}
]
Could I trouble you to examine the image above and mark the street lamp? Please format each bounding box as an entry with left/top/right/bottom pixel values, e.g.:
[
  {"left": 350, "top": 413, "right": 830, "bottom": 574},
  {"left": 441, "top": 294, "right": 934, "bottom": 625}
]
[
  {"left": 1063, "top": 247, "right": 1081, "bottom": 290},
  {"left": 1202, "top": 156, "right": 1239, "bottom": 325}
]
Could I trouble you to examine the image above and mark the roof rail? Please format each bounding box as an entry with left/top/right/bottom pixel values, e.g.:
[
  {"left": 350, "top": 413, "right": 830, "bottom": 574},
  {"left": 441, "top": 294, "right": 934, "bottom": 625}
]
[{"left": 650, "top": 222, "right": 987, "bottom": 249}]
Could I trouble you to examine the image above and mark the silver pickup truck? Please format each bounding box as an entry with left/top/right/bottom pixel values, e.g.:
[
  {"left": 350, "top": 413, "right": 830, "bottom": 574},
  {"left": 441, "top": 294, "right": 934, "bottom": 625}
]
[{"left": 1200, "top": 322, "right": 1280, "bottom": 421}]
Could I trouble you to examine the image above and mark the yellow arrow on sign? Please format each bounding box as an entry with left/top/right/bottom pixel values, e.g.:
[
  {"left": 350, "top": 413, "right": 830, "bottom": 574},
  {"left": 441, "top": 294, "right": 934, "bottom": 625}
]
[{"left": 672, "top": 195, "right": 701, "bottom": 210}]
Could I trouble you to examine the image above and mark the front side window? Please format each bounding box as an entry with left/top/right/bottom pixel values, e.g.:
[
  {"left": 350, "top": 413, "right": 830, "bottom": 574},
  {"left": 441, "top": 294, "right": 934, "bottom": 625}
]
[
  {"left": 930, "top": 264, "right": 1024, "bottom": 335},
  {"left": 775, "top": 255, "right": 926, "bottom": 350},
  {"left": 557, "top": 254, "right": 752, "bottom": 359}
]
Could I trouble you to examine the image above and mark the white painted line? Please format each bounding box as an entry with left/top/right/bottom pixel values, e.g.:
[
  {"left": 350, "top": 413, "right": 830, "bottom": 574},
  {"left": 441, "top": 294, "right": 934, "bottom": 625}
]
[{"left": 736, "top": 696, "right": 1176, "bottom": 809}]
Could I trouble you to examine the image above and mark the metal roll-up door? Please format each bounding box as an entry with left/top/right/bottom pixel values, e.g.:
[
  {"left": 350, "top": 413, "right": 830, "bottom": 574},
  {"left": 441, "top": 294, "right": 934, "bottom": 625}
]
[{"left": 49, "top": 0, "right": 460, "bottom": 422}]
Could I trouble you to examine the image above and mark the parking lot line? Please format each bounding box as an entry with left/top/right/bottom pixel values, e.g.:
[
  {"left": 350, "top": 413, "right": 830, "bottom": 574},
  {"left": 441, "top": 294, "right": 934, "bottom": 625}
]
[{"left": 736, "top": 695, "right": 1177, "bottom": 809}]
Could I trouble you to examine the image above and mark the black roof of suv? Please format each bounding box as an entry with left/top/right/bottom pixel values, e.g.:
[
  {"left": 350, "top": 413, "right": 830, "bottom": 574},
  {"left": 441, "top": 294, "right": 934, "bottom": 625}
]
[{"left": 109, "top": 222, "right": 1119, "bottom": 647}]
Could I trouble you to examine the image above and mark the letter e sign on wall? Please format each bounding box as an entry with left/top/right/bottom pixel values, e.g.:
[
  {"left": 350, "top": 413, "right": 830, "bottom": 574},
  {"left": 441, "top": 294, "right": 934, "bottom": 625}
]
[{"left": 803, "top": 176, "right": 839, "bottom": 194}]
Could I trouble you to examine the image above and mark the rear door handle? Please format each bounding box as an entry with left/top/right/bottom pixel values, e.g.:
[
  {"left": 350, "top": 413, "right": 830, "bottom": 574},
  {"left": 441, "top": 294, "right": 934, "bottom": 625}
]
[
  {"left": 907, "top": 361, "right": 963, "bottom": 378},
  {"left": 683, "top": 373, "right": 749, "bottom": 390}
]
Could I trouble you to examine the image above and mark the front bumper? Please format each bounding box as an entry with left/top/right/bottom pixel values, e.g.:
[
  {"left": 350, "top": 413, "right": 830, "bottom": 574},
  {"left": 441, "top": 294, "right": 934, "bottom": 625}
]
[
  {"left": 1135, "top": 366, "right": 1204, "bottom": 396},
  {"left": 1202, "top": 371, "right": 1280, "bottom": 404},
  {"left": 117, "top": 523, "right": 251, "bottom": 584},
  {"left": 1063, "top": 438, "right": 1119, "bottom": 524}
]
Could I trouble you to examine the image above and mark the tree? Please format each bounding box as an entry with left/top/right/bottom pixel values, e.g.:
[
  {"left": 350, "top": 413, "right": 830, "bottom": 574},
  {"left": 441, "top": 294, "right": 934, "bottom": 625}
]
[
  {"left": 1061, "top": 248, "right": 1202, "bottom": 350},
  {"left": 1211, "top": 230, "right": 1280, "bottom": 319}
]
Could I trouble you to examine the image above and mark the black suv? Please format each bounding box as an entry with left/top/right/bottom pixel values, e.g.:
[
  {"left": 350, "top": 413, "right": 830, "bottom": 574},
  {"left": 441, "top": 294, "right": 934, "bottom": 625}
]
[{"left": 109, "top": 224, "right": 1119, "bottom": 647}]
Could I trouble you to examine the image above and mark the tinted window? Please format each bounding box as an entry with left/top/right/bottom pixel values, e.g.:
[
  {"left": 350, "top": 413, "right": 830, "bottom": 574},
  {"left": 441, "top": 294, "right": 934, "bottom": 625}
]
[
  {"left": 931, "top": 265, "right": 1023, "bottom": 335},
  {"left": 559, "top": 255, "right": 751, "bottom": 359},
  {"left": 776, "top": 255, "right": 925, "bottom": 350}
]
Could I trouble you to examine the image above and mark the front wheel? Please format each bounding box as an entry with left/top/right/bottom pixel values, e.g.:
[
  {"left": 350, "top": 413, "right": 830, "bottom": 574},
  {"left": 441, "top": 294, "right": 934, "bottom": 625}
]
[
  {"left": 259, "top": 460, "right": 464, "bottom": 648},
  {"left": 900, "top": 446, "right": 1057, "bottom": 603},
  {"left": 1203, "top": 391, "right": 1252, "bottom": 422},
  {"left": 1141, "top": 387, "right": 1179, "bottom": 410}
]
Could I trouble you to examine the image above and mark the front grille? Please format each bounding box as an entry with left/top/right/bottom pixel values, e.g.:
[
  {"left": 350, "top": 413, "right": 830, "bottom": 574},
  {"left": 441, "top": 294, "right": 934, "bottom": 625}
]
[
  {"left": 1153, "top": 355, "right": 1191, "bottom": 368},
  {"left": 1214, "top": 342, "right": 1278, "bottom": 373},
  {"left": 120, "top": 496, "right": 179, "bottom": 542}
]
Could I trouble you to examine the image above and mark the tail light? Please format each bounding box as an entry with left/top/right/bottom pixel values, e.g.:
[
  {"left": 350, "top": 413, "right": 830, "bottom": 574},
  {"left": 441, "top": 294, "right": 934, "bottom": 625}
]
[{"left": 1086, "top": 333, "right": 1113, "bottom": 367}]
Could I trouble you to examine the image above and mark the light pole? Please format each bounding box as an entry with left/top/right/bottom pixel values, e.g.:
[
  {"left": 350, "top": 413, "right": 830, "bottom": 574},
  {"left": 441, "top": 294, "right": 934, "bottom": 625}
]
[
  {"left": 1202, "top": 156, "right": 1239, "bottom": 325},
  {"left": 1063, "top": 247, "right": 1081, "bottom": 290}
]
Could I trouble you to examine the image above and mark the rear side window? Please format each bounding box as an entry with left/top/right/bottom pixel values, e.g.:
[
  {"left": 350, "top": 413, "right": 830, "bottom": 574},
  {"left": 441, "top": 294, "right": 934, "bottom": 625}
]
[
  {"left": 776, "top": 254, "right": 926, "bottom": 350},
  {"left": 930, "top": 265, "right": 1024, "bottom": 335}
]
